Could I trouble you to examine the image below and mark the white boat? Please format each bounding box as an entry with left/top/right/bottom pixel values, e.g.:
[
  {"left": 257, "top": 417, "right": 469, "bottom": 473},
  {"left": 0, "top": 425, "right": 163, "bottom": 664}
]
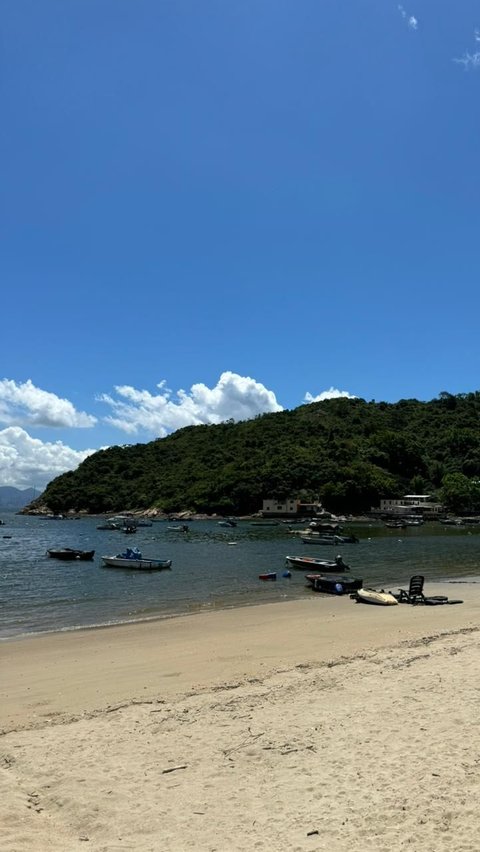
[
  {"left": 285, "top": 555, "right": 350, "bottom": 572},
  {"left": 300, "top": 533, "right": 358, "bottom": 545},
  {"left": 102, "top": 548, "right": 172, "bottom": 571},
  {"left": 354, "top": 588, "right": 398, "bottom": 606}
]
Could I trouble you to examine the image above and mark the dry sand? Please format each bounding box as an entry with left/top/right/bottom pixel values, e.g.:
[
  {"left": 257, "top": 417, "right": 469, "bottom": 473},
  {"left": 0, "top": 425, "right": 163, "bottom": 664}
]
[{"left": 2, "top": 582, "right": 480, "bottom": 851}]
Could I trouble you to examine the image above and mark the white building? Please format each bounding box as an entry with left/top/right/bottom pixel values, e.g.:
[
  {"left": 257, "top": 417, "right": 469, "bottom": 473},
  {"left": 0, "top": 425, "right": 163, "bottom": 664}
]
[
  {"left": 378, "top": 495, "right": 443, "bottom": 516},
  {"left": 262, "top": 499, "right": 323, "bottom": 517}
]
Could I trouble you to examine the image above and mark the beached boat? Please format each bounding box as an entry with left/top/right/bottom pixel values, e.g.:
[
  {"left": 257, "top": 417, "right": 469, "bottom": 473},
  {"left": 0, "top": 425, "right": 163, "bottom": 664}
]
[
  {"left": 285, "top": 555, "right": 350, "bottom": 572},
  {"left": 353, "top": 588, "right": 398, "bottom": 606},
  {"left": 305, "top": 574, "right": 363, "bottom": 594},
  {"left": 102, "top": 548, "right": 172, "bottom": 570},
  {"left": 47, "top": 548, "right": 95, "bottom": 561}
]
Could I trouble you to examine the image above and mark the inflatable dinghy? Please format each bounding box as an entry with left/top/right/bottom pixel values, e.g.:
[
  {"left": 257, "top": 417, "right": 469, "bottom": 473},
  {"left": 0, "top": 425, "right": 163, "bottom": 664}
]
[{"left": 355, "top": 588, "right": 398, "bottom": 606}]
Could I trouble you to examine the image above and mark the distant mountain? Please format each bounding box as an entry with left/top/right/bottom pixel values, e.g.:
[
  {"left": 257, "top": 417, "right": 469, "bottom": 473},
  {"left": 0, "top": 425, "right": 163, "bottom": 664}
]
[{"left": 0, "top": 487, "right": 41, "bottom": 510}]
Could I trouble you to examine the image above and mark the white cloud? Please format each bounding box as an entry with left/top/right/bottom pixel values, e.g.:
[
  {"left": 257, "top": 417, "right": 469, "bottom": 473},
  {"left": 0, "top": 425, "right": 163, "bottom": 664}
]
[
  {"left": 99, "top": 371, "right": 283, "bottom": 435},
  {"left": 398, "top": 5, "right": 418, "bottom": 30},
  {"left": 0, "top": 379, "right": 96, "bottom": 428},
  {"left": 454, "top": 29, "right": 480, "bottom": 69},
  {"left": 454, "top": 51, "right": 480, "bottom": 70},
  {"left": 303, "top": 387, "right": 357, "bottom": 404},
  {"left": 0, "top": 427, "right": 97, "bottom": 489}
]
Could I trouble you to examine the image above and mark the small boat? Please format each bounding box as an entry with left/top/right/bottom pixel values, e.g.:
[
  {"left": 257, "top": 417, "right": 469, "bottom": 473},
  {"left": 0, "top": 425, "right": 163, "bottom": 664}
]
[
  {"left": 97, "top": 522, "right": 121, "bottom": 530},
  {"left": 122, "top": 525, "right": 137, "bottom": 534},
  {"left": 102, "top": 548, "right": 172, "bottom": 570},
  {"left": 353, "top": 588, "right": 398, "bottom": 606},
  {"left": 285, "top": 555, "right": 350, "bottom": 572},
  {"left": 300, "top": 533, "right": 359, "bottom": 545},
  {"left": 385, "top": 521, "right": 407, "bottom": 529},
  {"left": 218, "top": 519, "right": 237, "bottom": 527},
  {"left": 307, "top": 522, "right": 341, "bottom": 532},
  {"left": 47, "top": 548, "right": 95, "bottom": 561},
  {"left": 259, "top": 572, "right": 277, "bottom": 581},
  {"left": 305, "top": 574, "right": 363, "bottom": 594}
]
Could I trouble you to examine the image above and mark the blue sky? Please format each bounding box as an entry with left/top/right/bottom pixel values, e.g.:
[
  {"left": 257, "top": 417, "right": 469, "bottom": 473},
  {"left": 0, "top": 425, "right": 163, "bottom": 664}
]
[{"left": 2, "top": 0, "right": 480, "bottom": 488}]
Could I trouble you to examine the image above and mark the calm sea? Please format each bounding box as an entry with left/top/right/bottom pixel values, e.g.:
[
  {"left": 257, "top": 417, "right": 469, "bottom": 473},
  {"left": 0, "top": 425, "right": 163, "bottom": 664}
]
[{"left": 1, "top": 513, "right": 479, "bottom": 639}]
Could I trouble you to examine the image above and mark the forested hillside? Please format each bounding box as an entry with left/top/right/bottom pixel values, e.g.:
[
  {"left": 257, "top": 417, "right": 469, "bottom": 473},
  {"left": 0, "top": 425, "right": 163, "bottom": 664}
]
[{"left": 37, "top": 392, "right": 480, "bottom": 515}]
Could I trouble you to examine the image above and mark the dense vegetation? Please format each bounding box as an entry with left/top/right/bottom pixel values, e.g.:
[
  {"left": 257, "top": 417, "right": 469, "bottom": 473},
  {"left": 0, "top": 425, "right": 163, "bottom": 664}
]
[{"left": 38, "top": 392, "right": 480, "bottom": 515}]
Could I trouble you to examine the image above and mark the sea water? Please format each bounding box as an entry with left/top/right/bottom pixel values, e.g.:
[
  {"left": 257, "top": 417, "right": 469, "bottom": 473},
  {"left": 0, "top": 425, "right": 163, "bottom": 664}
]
[{"left": 1, "top": 513, "right": 479, "bottom": 639}]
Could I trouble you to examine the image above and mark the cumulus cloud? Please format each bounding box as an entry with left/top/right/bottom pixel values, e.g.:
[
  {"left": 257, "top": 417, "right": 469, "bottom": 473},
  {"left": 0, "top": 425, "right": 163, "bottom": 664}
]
[
  {"left": 98, "top": 371, "right": 283, "bottom": 435},
  {"left": 0, "top": 379, "right": 96, "bottom": 428},
  {"left": 303, "top": 387, "right": 357, "bottom": 404},
  {"left": 0, "top": 427, "right": 98, "bottom": 489}
]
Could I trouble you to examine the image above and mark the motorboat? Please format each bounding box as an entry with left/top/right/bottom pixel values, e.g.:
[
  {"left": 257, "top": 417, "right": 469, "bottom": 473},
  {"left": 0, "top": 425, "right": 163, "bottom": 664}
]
[
  {"left": 285, "top": 555, "right": 350, "bottom": 572},
  {"left": 47, "top": 548, "right": 95, "bottom": 561},
  {"left": 300, "top": 533, "right": 359, "bottom": 545},
  {"left": 102, "top": 548, "right": 172, "bottom": 570}
]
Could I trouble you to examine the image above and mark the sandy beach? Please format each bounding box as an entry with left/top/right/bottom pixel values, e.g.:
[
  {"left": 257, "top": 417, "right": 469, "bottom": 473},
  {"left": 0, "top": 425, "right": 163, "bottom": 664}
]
[{"left": 2, "top": 582, "right": 480, "bottom": 851}]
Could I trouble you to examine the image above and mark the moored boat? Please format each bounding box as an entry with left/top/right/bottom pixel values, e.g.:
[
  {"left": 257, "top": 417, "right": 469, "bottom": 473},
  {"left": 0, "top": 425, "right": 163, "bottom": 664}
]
[
  {"left": 47, "top": 548, "right": 95, "bottom": 561},
  {"left": 300, "top": 533, "right": 359, "bottom": 545},
  {"left": 102, "top": 548, "right": 172, "bottom": 570},
  {"left": 285, "top": 555, "right": 350, "bottom": 572},
  {"left": 259, "top": 572, "right": 277, "bottom": 580},
  {"left": 305, "top": 574, "right": 363, "bottom": 594}
]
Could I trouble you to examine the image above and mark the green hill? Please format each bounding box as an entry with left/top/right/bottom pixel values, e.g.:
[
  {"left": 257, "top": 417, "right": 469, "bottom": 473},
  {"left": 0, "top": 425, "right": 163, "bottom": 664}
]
[{"left": 37, "top": 392, "right": 480, "bottom": 515}]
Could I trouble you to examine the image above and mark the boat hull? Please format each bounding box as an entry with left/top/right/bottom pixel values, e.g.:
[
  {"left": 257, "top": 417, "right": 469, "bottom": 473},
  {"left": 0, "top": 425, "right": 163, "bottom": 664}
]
[
  {"left": 355, "top": 589, "right": 398, "bottom": 606},
  {"left": 300, "top": 535, "right": 358, "bottom": 545},
  {"left": 285, "top": 555, "right": 350, "bottom": 572},
  {"left": 47, "top": 549, "right": 95, "bottom": 561},
  {"left": 305, "top": 574, "right": 363, "bottom": 594},
  {"left": 102, "top": 556, "right": 172, "bottom": 570}
]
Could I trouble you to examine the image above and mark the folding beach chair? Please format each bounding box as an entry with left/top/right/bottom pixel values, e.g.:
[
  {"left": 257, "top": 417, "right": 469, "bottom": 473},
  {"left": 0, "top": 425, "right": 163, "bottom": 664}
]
[{"left": 397, "top": 575, "right": 426, "bottom": 605}]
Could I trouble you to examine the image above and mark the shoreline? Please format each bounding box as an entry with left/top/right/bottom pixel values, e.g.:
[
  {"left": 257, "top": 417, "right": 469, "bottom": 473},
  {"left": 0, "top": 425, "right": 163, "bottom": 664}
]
[
  {"left": 2, "top": 581, "right": 480, "bottom": 733},
  {"left": 3, "top": 572, "right": 480, "bottom": 645}
]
